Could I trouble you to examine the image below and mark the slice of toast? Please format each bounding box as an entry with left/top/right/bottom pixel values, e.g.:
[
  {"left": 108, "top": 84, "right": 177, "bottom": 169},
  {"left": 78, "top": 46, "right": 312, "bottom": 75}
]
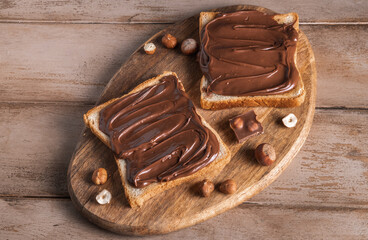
[
  {"left": 199, "top": 11, "right": 305, "bottom": 110},
  {"left": 84, "top": 71, "right": 231, "bottom": 208}
]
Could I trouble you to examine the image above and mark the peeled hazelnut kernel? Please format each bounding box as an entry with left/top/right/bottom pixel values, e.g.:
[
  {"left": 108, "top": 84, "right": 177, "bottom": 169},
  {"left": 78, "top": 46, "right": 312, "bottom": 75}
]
[
  {"left": 181, "top": 38, "right": 198, "bottom": 55},
  {"left": 282, "top": 113, "right": 297, "bottom": 128},
  {"left": 144, "top": 43, "right": 156, "bottom": 55},
  {"left": 96, "top": 189, "right": 111, "bottom": 205},
  {"left": 198, "top": 179, "right": 215, "bottom": 197},
  {"left": 246, "top": 120, "right": 259, "bottom": 132},
  {"left": 232, "top": 117, "right": 243, "bottom": 129},
  {"left": 255, "top": 143, "right": 276, "bottom": 166},
  {"left": 92, "top": 168, "right": 108, "bottom": 185},
  {"left": 162, "top": 33, "right": 177, "bottom": 48},
  {"left": 219, "top": 179, "right": 237, "bottom": 194}
]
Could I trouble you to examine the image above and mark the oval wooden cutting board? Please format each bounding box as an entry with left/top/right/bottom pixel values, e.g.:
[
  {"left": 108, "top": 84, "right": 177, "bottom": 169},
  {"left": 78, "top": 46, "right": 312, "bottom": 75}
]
[{"left": 67, "top": 5, "right": 316, "bottom": 236}]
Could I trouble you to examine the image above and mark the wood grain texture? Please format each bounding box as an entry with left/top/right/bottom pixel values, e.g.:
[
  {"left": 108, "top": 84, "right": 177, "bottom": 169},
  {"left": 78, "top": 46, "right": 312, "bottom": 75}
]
[
  {"left": 0, "top": 0, "right": 367, "bottom": 23},
  {"left": 67, "top": 5, "right": 316, "bottom": 235},
  {"left": 252, "top": 109, "right": 368, "bottom": 208},
  {"left": 1, "top": 104, "right": 367, "bottom": 208},
  {"left": 0, "top": 103, "right": 90, "bottom": 196},
  {"left": 306, "top": 25, "right": 368, "bottom": 108},
  {"left": 0, "top": 23, "right": 168, "bottom": 103},
  {"left": 2, "top": 198, "right": 368, "bottom": 240},
  {"left": 1, "top": 24, "right": 367, "bottom": 108}
]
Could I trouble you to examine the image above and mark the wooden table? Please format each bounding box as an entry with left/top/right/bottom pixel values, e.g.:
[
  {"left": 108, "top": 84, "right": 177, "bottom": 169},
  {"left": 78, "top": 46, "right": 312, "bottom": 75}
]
[{"left": 1, "top": 1, "right": 367, "bottom": 239}]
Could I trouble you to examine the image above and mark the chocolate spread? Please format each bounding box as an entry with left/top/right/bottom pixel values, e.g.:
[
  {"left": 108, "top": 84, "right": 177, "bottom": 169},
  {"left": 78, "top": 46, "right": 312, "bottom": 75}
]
[
  {"left": 99, "top": 75, "right": 220, "bottom": 188},
  {"left": 199, "top": 11, "right": 299, "bottom": 96}
]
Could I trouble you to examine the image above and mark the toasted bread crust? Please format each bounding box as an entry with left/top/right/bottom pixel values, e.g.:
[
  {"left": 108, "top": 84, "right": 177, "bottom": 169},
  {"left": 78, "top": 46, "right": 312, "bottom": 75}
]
[
  {"left": 200, "top": 77, "right": 306, "bottom": 110},
  {"left": 84, "top": 72, "right": 231, "bottom": 208},
  {"left": 199, "top": 11, "right": 305, "bottom": 109}
]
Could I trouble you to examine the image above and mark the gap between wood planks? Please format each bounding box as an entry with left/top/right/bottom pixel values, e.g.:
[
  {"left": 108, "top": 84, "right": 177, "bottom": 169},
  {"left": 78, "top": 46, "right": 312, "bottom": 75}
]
[
  {"left": 1, "top": 20, "right": 368, "bottom": 25},
  {"left": 0, "top": 101, "right": 367, "bottom": 111},
  {"left": 2, "top": 196, "right": 367, "bottom": 212}
]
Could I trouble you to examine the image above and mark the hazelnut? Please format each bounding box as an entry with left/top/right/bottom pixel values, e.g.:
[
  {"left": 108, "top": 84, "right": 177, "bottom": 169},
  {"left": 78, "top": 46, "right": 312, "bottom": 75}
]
[
  {"left": 219, "top": 179, "right": 237, "bottom": 194},
  {"left": 232, "top": 117, "right": 243, "bottom": 129},
  {"left": 282, "top": 113, "right": 298, "bottom": 128},
  {"left": 255, "top": 143, "right": 276, "bottom": 166},
  {"left": 246, "top": 120, "right": 259, "bottom": 132},
  {"left": 198, "top": 179, "right": 214, "bottom": 197},
  {"left": 162, "top": 33, "right": 177, "bottom": 48},
  {"left": 96, "top": 189, "right": 111, "bottom": 205},
  {"left": 144, "top": 42, "right": 156, "bottom": 55},
  {"left": 181, "top": 38, "right": 198, "bottom": 55},
  {"left": 92, "top": 168, "right": 108, "bottom": 185}
]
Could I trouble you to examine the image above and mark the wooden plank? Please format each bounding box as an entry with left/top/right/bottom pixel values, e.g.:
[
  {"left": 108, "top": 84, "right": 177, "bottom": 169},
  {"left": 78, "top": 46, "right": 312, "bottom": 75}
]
[
  {"left": 0, "top": 23, "right": 168, "bottom": 103},
  {"left": 1, "top": 198, "right": 368, "bottom": 239},
  {"left": 252, "top": 108, "right": 368, "bottom": 208},
  {"left": 0, "top": 23, "right": 367, "bottom": 108},
  {"left": 0, "top": 103, "right": 367, "bottom": 208},
  {"left": 304, "top": 25, "right": 368, "bottom": 108},
  {"left": 0, "top": 0, "right": 367, "bottom": 23},
  {"left": 0, "top": 103, "right": 90, "bottom": 196}
]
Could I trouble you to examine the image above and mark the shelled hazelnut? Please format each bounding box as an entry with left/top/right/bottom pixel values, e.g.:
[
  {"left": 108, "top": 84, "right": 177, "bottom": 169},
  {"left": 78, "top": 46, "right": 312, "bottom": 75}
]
[
  {"left": 181, "top": 38, "right": 198, "bottom": 55},
  {"left": 198, "top": 179, "right": 215, "bottom": 197},
  {"left": 255, "top": 143, "right": 276, "bottom": 166},
  {"left": 162, "top": 33, "right": 177, "bottom": 48},
  {"left": 144, "top": 42, "right": 156, "bottom": 55},
  {"left": 219, "top": 179, "right": 237, "bottom": 194},
  {"left": 92, "top": 168, "right": 108, "bottom": 185},
  {"left": 96, "top": 189, "right": 111, "bottom": 205},
  {"left": 282, "top": 113, "right": 298, "bottom": 128}
]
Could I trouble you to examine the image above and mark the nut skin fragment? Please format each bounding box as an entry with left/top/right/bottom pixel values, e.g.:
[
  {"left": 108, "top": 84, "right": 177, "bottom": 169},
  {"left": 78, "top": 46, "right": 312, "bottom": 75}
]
[
  {"left": 144, "top": 43, "right": 156, "bottom": 55},
  {"left": 162, "top": 33, "right": 177, "bottom": 48},
  {"left": 219, "top": 179, "right": 237, "bottom": 194},
  {"left": 255, "top": 143, "right": 276, "bottom": 166},
  {"left": 181, "top": 38, "right": 198, "bottom": 55},
  {"left": 92, "top": 168, "right": 108, "bottom": 185},
  {"left": 198, "top": 179, "right": 215, "bottom": 197},
  {"left": 282, "top": 113, "right": 297, "bottom": 128}
]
